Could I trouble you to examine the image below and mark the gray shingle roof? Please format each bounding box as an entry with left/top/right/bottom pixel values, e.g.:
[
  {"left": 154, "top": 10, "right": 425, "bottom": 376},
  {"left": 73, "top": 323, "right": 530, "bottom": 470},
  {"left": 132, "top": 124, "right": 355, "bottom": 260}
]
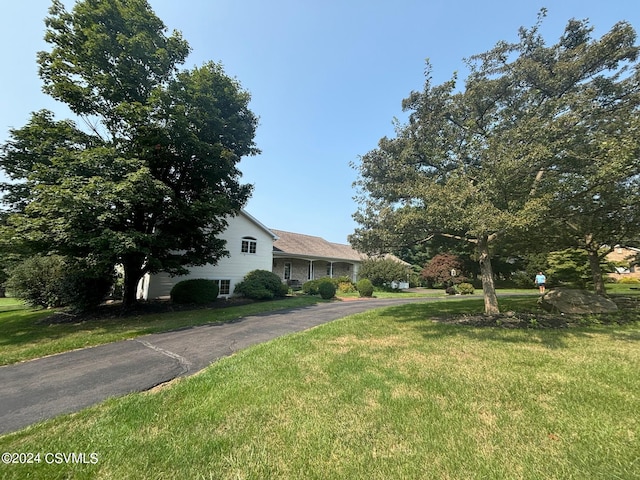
[{"left": 271, "top": 229, "right": 362, "bottom": 262}]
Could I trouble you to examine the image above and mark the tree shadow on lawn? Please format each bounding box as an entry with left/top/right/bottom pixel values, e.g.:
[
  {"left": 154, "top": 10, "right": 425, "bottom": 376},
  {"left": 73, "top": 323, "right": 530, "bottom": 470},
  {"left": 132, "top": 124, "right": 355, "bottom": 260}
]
[{"left": 386, "top": 302, "right": 640, "bottom": 350}]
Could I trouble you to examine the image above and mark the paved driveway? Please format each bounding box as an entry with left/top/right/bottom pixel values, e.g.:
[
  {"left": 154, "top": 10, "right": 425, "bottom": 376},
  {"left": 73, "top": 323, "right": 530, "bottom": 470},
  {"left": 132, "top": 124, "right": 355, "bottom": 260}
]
[{"left": 0, "top": 297, "right": 437, "bottom": 435}]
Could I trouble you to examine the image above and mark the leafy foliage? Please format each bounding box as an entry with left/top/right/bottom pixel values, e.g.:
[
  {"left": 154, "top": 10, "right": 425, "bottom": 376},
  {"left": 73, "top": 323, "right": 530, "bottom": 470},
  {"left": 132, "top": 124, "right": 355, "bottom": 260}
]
[
  {"left": 456, "top": 283, "right": 475, "bottom": 295},
  {"left": 302, "top": 279, "right": 320, "bottom": 296},
  {"left": 234, "top": 270, "right": 287, "bottom": 300},
  {"left": 350, "top": 11, "right": 640, "bottom": 312},
  {"left": 317, "top": 279, "right": 337, "bottom": 299},
  {"left": 0, "top": 0, "right": 259, "bottom": 308},
  {"left": 420, "top": 253, "right": 466, "bottom": 288},
  {"left": 356, "top": 279, "right": 374, "bottom": 298},
  {"left": 170, "top": 279, "right": 219, "bottom": 305},
  {"left": 546, "top": 249, "right": 594, "bottom": 289},
  {"left": 358, "top": 257, "right": 410, "bottom": 287},
  {"left": 6, "top": 255, "right": 113, "bottom": 310}
]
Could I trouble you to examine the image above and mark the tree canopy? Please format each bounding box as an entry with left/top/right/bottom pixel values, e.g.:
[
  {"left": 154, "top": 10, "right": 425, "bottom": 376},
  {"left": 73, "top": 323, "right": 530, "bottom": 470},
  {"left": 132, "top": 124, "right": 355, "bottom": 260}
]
[
  {"left": 0, "top": 0, "right": 259, "bottom": 307},
  {"left": 350, "top": 10, "right": 640, "bottom": 313}
]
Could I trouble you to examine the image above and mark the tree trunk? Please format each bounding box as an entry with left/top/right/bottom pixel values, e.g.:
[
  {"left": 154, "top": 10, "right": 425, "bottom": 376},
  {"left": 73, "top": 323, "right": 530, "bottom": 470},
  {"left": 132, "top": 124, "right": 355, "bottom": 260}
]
[
  {"left": 477, "top": 235, "right": 500, "bottom": 314},
  {"left": 587, "top": 248, "right": 606, "bottom": 297},
  {"left": 121, "top": 254, "right": 146, "bottom": 307}
]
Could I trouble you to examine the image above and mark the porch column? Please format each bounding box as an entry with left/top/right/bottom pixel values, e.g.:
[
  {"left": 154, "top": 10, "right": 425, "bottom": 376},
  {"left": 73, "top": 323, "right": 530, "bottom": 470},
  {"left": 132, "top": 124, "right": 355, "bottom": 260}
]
[
  {"left": 329, "top": 261, "right": 334, "bottom": 278},
  {"left": 308, "top": 260, "right": 314, "bottom": 280}
]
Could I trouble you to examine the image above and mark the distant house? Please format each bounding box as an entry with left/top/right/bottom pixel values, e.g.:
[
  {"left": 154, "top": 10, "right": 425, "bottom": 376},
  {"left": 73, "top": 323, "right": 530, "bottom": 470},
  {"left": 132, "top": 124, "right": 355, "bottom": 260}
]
[
  {"left": 606, "top": 245, "right": 640, "bottom": 280},
  {"left": 137, "top": 210, "right": 277, "bottom": 299}
]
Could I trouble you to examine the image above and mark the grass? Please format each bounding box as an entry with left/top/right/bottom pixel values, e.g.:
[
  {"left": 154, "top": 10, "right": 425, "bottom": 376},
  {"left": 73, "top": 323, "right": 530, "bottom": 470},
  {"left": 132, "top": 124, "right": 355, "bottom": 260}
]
[
  {"left": 0, "top": 296, "right": 638, "bottom": 479},
  {"left": 0, "top": 285, "right": 632, "bottom": 366},
  {"left": 0, "top": 296, "right": 321, "bottom": 366}
]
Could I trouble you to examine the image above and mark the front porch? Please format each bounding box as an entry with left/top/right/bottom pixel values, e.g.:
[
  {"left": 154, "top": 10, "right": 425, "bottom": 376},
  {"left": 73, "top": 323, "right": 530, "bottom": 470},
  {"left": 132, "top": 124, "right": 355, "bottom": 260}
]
[{"left": 273, "top": 257, "right": 359, "bottom": 285}]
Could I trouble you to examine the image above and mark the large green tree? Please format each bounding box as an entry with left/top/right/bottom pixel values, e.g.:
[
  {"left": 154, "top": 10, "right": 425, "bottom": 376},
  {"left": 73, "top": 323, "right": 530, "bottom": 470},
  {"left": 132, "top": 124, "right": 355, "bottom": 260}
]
[
  {"left": 0, "top": 0, "right": 259, "bottom": 306},
  {"left": 350, "top": 11, "right": 639, "bottom": 313}
]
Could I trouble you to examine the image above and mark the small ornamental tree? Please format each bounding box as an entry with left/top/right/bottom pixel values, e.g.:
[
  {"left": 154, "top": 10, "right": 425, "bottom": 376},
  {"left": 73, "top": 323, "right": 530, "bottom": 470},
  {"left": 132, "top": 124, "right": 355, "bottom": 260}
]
[{"left": 421, "top": 253, "right": 466, "bottom": 288}]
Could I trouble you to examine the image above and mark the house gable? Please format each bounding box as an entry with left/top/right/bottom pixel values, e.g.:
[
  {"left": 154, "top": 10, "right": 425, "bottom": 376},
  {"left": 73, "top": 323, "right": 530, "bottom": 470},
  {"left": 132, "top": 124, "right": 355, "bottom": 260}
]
[{"left": 138, "top": 211, "right": 277, "bottom": 299}]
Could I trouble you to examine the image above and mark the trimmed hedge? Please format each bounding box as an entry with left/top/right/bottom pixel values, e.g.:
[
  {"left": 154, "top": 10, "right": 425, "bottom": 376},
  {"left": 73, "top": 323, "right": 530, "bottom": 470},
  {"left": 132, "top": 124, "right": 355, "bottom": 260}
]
[
  {"left": 234, "top": 270, "right": 287, "bottom": 300},
  {"left": 317, "top": 279, "right": 337, "bottom": 299},
  {"left": 356, "top": 278, "right": 374, "bottom": 297},
  {"left": 170, "top": 279, "right": 219, "bottom": 304}
]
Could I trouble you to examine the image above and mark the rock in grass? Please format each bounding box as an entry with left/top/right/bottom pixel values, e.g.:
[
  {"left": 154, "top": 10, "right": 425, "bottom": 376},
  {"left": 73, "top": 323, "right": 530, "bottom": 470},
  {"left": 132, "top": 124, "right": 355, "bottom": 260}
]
[{"left": 538, "top": 288, "right": 618, "bottom": 314}]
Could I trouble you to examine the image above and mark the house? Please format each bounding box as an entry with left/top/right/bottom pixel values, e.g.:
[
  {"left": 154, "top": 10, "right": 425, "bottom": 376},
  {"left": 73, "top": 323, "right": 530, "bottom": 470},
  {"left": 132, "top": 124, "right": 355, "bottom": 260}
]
[
  {"left": 606, "top": 245, "right": 640, "bottom": 280},
  {"left": 137, "top": 210, "right": 277, "bottom": 300},
  {"left": 137, "top": 211, "right": 410, "bottom": 300},
  {"left": 271, "top": 230, "right": 363, "bottom": 286}
]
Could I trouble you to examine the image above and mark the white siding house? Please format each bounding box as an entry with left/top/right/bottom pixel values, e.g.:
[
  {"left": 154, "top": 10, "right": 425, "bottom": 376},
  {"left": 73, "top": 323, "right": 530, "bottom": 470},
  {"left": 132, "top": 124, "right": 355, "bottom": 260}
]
[{"left": 137, "top": 210, "right": 277, "bottom": 299}]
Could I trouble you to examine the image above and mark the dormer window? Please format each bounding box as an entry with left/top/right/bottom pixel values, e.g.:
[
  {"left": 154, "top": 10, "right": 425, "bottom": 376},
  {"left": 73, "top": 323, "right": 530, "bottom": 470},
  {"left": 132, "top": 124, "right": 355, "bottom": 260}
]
[{"left": 241, "top": 236, "right": 257, "bottom": 254}]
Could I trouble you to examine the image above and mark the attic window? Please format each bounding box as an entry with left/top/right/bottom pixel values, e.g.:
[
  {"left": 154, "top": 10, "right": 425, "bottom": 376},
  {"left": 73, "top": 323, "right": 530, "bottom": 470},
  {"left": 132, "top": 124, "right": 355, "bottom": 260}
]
[{"left": 241, "top": 236, "right": 257, "bottom": 254}]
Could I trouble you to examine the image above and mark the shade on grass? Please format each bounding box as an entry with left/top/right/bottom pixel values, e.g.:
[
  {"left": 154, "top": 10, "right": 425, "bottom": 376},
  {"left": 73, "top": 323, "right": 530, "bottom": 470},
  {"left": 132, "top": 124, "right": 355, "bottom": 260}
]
[{"left": 0, "top": 299, "right": 637, "bottom": 479}]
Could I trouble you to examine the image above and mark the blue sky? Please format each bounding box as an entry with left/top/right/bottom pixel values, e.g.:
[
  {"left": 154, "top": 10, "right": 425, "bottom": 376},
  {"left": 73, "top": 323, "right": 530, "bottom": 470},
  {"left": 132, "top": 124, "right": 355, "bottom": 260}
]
[{"left": 1, "top": 1, "right": 638, "bottom": 243}]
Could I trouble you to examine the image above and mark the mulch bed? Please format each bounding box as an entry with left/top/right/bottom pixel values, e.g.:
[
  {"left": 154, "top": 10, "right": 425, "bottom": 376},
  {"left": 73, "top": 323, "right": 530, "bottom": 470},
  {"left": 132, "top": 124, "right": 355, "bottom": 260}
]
[
  {"left": 39, "top": 297, "right": 257, "bottom": 324},
  {"left": 432, "top": 295, "right": 640, "bottom": 329}
]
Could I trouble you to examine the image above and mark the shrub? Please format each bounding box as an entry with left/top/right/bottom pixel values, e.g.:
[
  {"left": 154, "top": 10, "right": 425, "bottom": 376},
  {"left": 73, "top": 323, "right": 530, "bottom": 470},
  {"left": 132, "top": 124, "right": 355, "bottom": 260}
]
[
  {"left": 279, "top": 282, "right": 291, "bottom": 296},
  {"left": 446, "top": 286, "right": 457, "bottom": 295},
  {"left": 303, "top": 279, "right": 320, "bottom": 295},
  {"left": 59, "top": 266, "right": 115, "bottom": 312},
  {"left": 511, "top": 270, "right": 535, "bottom": 289},
  {"left": 356, "top": 278, "right": 374, "bottom": 297},
  {"left": 359, "top": 257, "right": 411, "bottom": 287},
  {"left": 6, "top": 255, "right": 114, "bottom": 310},
  {"left": 318, "top": 279, "right": 337, "bottom": 299},
  {"left": 456, "top": 282, "right": 475, "bottom": 295},
  {"left": 6, "top": 255, "right": 66, "bottom": 308},
  {"left": 337, "top": 281, "right": 356, "bottom": 293},
  {"left": 234, "top": 270, "right": 286, "bottom": 300},
  {"left": 617, "top": 276, "right": 640, "bottom": 284},
  {"left": 170, "top": 279, "right": 219, "bottom": 304}
]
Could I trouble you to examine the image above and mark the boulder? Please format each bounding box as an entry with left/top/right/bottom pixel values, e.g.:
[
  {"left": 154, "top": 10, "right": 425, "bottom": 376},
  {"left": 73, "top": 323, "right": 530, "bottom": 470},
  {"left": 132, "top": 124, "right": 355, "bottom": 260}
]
[{"left": 538, "top": 288, "right": 618, "bottom": 314}]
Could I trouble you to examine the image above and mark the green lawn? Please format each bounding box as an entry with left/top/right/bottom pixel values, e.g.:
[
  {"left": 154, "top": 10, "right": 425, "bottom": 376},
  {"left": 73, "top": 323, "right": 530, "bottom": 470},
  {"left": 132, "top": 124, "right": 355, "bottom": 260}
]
[
  {"left": 0, "top": 285, "right": 635, "bottom": 366},
  {"left": 0, "top": 296, "right": 637, "bottom": 479}
]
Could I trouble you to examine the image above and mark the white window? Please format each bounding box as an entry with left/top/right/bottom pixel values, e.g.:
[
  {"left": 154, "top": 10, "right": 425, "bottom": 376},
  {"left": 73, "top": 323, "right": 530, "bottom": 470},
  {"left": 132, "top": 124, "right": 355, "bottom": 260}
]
[
  {"left": 218, "top": 280, "right": 231, "bottom": 295},
  {"left": 241, "top": 236, "right": 257, "bottom": 254}
]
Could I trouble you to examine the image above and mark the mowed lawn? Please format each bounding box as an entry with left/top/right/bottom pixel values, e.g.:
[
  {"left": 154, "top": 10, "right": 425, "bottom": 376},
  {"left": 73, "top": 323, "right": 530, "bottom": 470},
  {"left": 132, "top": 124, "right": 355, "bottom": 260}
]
[{"left": 0, "top": 297, "right": 638, "bottom": 479}]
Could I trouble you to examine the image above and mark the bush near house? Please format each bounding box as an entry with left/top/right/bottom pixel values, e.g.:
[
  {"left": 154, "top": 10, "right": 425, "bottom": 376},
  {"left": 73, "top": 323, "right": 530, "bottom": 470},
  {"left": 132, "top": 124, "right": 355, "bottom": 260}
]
[
  {"left": 356, "top": 279, "right": 374, "bottom": 297},
  {"left": 302, "top": 279, "right": 320, "bottom": 295},
  {"left": 234, "top": 270, "right": 288, "bottom": 300},
  {"left": 170, "top": 279, "right": 219, "bottom": 304},
  {"left": 317, "top": 279, "right": 337, "bottom": 299},
  {"left": 302, "top": 278, "right": 341, "bottom": 298},
  {"left": 337, "top": 281, "right": 356, "bottom": 294}
]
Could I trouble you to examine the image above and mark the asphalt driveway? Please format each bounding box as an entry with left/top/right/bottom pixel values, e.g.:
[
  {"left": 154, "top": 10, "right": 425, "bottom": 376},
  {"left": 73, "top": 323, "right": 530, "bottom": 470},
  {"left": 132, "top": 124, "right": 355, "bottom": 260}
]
[{"left": 0, "top": 297, "right": 436, "bottom": 435}]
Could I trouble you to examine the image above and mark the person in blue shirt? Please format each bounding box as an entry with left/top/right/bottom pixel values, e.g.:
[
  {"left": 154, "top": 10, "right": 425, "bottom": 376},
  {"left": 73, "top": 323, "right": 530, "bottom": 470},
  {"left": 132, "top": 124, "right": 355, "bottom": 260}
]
[{"left": 535, "top": 272, "right": 546, "bottom": 294}]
